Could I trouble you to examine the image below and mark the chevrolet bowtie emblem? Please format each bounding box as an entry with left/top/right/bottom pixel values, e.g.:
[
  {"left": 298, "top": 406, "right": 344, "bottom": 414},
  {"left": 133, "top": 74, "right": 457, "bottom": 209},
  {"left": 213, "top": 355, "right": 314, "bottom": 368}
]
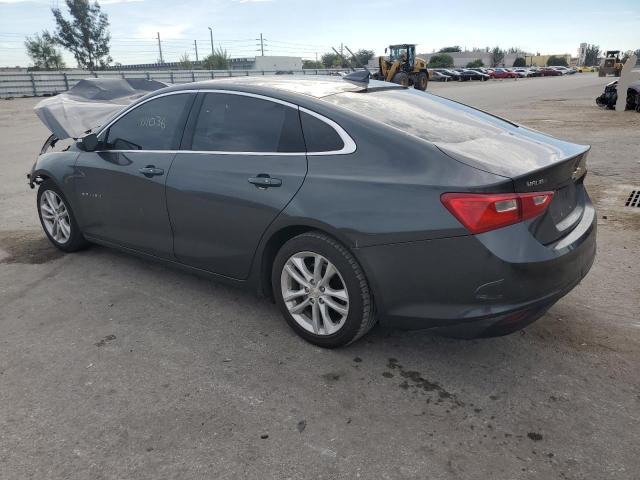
[{"left": 571, "top": 166, "right": 583, "bottom": 180}]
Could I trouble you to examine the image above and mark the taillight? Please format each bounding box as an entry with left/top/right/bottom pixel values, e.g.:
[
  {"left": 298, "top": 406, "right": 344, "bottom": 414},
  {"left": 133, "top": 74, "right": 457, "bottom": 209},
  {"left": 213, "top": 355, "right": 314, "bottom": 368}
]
[{"left": 441, "top": 191, "right": 554, "bottom": 234}]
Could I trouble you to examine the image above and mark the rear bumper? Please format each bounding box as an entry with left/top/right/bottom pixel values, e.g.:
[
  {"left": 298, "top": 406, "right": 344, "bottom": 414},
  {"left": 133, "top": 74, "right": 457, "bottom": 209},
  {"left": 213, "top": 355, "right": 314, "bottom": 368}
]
[{"left": 354, "top": 197, "right": 596, "bottom": 334}]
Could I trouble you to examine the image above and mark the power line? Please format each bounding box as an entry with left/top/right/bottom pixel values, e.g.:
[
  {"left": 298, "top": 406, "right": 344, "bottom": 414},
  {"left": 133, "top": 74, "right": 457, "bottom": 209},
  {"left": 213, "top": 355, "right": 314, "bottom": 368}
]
[{"left": 1, "top": 30, "right": 340, "bottom": 66}]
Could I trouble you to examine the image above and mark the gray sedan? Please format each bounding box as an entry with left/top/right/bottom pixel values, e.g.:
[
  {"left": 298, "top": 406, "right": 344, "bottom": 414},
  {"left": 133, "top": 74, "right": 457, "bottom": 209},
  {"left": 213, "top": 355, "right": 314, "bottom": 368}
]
[{"left": 28, "top": 77, "right": 596, "bottom": 347}]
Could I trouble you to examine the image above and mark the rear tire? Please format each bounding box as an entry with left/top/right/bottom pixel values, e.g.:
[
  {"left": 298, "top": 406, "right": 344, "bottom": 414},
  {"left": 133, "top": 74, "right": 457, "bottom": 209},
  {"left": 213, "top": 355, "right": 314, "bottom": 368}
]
[
  {"left": 391, "top": 71, "right": 409, "bottom": 87},
  {"left": 37, "top": 180, "right": 89, "bottom": 253},
  {"left": 272, "top": 231, "right": 375, "bottom": 348}
]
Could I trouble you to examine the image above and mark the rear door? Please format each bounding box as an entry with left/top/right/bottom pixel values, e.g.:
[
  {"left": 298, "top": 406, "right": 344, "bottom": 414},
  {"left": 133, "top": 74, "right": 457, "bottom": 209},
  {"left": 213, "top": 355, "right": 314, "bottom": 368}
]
[
  {"left": 75, "top": 93, "right": 194, "bottom": 258},
  {"left": 166, "top": 91, "right": 308, "bottom": 279}
]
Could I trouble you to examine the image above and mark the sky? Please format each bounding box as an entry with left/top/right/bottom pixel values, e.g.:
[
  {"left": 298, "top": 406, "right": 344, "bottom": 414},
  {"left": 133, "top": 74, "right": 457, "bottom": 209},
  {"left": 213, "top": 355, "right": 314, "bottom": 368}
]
[{"left": 0, "top": 0, "right": 638, "bottom": 68}]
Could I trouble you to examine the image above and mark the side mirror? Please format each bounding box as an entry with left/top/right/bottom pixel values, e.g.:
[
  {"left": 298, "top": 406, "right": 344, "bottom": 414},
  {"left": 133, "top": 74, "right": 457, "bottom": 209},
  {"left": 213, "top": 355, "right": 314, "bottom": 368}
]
[
  {"left": 81, "top": 133, "right": 99, "bottom": 152},
  {"left": 384, "top": 48, "right": 387, "bottom": 54}
]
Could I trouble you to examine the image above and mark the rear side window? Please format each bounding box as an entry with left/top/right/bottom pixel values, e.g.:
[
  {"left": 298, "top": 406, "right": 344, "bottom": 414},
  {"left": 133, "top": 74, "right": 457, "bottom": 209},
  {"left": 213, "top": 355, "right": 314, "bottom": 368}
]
[
  {"left": 325, "top": 89, "right": 515, "bottom": 144},
  {"left": 191, "top": 93, "right": 305, "bottom": 153},
  {"left": 300, "top": 111, "right": 344, "bottom": 152},
  {"left": 106, "top": 94, "right": 192, "bottom": 150}
]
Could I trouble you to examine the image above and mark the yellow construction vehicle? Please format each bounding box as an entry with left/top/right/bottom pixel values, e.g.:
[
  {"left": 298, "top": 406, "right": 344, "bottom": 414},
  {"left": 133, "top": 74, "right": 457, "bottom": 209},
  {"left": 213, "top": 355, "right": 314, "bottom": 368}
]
[
  {"left": 599, "top": 51, "right": 623, "bottom": 77},
  {"left": 374, "top": 44, "right": 429, "bottom": 90}
]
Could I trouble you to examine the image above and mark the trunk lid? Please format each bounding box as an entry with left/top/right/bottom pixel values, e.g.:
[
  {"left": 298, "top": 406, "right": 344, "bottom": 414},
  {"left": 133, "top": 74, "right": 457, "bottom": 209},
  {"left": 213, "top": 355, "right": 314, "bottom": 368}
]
[{"left": 435, "top": 127, "right": 590, "bottom": 245}]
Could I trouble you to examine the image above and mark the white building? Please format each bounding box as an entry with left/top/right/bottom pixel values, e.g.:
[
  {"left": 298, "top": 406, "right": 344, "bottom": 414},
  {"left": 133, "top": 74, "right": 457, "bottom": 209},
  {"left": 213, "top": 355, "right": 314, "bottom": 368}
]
[
  {"left": 577, "top": 43, "right": 588, "bottom": 66},
  {"left": 229, "top": 56, "right": 302, "bottom": 71},
  {"left": 255, "top": 56, "right": 302, "bottom": 71}
]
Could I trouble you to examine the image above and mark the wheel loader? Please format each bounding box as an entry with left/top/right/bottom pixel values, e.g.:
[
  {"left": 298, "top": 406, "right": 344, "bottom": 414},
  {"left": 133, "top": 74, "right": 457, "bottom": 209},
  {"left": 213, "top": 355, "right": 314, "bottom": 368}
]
[
  {"left": 599, "top": 51, "right": 623, "bottom": 77},
  {"left": 373, "top": 44, "right": 429, "bottom": 91}
]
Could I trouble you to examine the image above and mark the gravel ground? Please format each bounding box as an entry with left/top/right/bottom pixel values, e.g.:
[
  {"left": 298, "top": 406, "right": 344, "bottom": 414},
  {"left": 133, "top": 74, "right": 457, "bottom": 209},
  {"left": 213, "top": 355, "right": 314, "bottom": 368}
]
[{"left": 0, "top": 74, "right": 638, "bottom": 480}]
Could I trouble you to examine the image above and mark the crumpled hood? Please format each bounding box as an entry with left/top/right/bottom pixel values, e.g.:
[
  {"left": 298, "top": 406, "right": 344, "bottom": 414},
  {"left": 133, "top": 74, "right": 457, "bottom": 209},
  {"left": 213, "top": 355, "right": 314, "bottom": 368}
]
[{"left": 34, "top": 78, "right": 167, "bottom": 139}]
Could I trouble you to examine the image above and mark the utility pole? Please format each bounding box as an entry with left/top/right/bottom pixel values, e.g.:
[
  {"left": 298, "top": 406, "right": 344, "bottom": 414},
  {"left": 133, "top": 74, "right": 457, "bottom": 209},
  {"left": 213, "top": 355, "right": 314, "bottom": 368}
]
[
  {"left": 208, "top": 27, "right": 214, "bottom": 56},
  {"left": 258, "top": 33, "right": 264, "bottom": 56},
  {"left": 157, "top": 32, "right": 163, "bottom": 64},
  {"left": 194, "top": 40, "right": 199, "bottom": 62}
]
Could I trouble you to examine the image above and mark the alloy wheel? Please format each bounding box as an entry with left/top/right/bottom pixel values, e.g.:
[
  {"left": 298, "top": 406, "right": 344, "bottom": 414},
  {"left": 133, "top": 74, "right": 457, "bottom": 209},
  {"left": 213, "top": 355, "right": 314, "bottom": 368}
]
[
  {"left": 40, "top": 190, "right": 71, "bottom": 244},
  {"left": 280, "top": 251, "right": 350, "bottom": 336}
]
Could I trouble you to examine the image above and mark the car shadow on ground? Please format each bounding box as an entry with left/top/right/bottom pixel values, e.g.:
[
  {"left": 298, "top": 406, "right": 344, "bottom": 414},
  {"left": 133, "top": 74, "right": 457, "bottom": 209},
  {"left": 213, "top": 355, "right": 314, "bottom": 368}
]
[
  {"left": 67, "top": 240, "right": 574, "bottom": 362},
  {"left": 2, "top": 229, "right": 614, "bottom": 365},
  {"left": 2, "top": 232, "right": 590, "bottom": 347}
]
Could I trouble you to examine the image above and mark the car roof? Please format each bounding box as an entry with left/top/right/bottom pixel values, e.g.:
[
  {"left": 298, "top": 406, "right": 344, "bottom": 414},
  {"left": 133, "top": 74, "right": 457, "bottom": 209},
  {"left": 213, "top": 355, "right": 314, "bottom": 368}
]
[{"left": 159, "top": 76, "right": 401, "bottom": 100}]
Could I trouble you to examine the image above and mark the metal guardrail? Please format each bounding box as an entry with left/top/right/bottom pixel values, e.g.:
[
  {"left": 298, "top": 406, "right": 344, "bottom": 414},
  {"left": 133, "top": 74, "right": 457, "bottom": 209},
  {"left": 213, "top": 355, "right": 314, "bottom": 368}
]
[{"left": 0, "top": 69, "right": 350, "bottom": 98}]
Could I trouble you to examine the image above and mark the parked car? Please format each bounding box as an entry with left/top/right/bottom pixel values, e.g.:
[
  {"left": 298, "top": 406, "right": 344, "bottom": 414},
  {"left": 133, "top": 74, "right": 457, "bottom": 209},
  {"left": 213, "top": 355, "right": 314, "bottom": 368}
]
[
  {"left": 538, "top": 67, "right": 563, "bottom": 76},
  {"left": 513, "top": 68, "right": 537, "bottom": 77},
  {"left": 489, "top": 68, "right": 518, "bottom": 79},
  {"left": 577, "top": 65, "right": 596, "bottom": 72},
  {"left": 436, "top": 68, "right": 462, "bottom": 81},
  {"left": 29, "top": 76, "right": 596, "bottom": 347},
  {"left": 549, "top": 66, "right": 571, "bottom": 75},
  {"left": 429, "top": 70, "right": 453, "bottom": 82},
  {"left": 456, "top": 69, "right": 490, "bottom": 81}
]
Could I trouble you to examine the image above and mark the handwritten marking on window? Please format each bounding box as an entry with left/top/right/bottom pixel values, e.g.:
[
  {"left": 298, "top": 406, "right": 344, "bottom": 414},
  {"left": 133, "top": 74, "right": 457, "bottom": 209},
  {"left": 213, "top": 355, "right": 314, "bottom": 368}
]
[{"left": 137, "top": 116, "right": 166, "bottom": 129}]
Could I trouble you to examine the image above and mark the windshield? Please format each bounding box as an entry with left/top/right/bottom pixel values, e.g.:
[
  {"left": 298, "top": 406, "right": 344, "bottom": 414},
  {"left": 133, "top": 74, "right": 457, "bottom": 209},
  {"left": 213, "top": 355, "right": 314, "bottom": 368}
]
[
  {"left": 389, "top": 46, "right": 414, "bottom": 64},
  {"left": 390, "top": 47, "right": 407, "bottom": 60}
]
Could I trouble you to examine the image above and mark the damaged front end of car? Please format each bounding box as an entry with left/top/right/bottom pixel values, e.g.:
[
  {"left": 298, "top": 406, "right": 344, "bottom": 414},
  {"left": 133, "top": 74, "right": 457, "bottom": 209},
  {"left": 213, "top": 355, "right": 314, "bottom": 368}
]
[{"left": 29, "top": 78, "right": 169, "bottom": 189}]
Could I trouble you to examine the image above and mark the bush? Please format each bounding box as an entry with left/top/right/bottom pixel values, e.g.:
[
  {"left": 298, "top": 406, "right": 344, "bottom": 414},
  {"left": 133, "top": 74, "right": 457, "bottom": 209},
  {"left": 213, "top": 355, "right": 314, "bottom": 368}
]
[
  {"left": 202, "top": 47, "right": 230, "bottom": 70},
  {"left": 302, "top": 60, "right": 323, "bottom": 69},
  {"left": 428, "top": 53, "right": 454, "bottom": 68},
  {"left": 178, "top": 53, "right": 192, "bottom": 70},
  {"left": 547, "top": 55, "right": 568, "bottom": 67},
  {"left": 466, "top": 59, "right": 484, "bottom": 68},
  {"left": 491, "top": 47, "right": 505, "bottom": 67},
  {"left": 512, "top": 57, "right": 526, "bottom": 67}
]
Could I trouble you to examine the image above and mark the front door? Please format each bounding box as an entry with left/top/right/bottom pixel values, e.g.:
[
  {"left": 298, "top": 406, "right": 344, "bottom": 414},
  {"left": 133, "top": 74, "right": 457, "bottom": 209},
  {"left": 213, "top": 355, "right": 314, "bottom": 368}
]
[
  {"left": 74, "top": 92, "right": 194, "bottom": 259},
  {"left": 166, "top": 91, "right": 308, "bottom": 279}
]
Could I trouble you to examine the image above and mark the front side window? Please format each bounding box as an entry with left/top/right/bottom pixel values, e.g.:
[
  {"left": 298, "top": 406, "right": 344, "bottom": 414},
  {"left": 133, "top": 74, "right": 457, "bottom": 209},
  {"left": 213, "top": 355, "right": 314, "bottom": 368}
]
[
  {"left": 105, "top": 94, "right": 192, "bottom": 150},
  {"left": 191, "top": 93, "right": 305, "bottom": 153}
]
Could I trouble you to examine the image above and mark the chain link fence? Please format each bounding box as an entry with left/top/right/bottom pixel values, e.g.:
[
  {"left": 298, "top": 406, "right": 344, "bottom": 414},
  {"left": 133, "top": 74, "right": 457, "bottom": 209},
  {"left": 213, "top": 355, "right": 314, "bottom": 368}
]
[{"left": 0, "top": 69, "right": 349, "bottom": 99}]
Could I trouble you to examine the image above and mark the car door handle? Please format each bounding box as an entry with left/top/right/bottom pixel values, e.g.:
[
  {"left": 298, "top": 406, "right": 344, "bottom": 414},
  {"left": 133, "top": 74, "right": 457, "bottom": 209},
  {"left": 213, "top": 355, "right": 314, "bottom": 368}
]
[
  {"left": 248, "top": 175, "right": 282, "bottom": 188},
  {"left": 138, "top": 165, "right": 164, "bottom": 177}
]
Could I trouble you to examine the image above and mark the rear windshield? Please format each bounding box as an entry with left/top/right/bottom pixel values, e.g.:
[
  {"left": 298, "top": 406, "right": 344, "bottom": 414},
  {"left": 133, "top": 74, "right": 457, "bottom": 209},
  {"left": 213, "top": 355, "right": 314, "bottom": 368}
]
[{"left": 324, "top": 88, "right": 516, "bottom": 144}]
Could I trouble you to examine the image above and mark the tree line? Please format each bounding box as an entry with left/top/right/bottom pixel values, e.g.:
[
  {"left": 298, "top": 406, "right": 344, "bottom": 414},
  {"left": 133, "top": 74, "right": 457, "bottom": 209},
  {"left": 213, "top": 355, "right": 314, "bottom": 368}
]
[{"left": 427, "top": 44, "right": 638, "bottom": 69}]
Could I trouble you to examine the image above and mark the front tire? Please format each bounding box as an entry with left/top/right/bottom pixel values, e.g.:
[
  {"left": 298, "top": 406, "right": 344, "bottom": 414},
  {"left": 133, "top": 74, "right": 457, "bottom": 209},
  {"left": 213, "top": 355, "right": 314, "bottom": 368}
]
[
  {"left": 414, "top": 72, "right": 428, "bottom": 91},
  {"left": 391, "top": 71, "right": 409, "bottom": 87},
  {"left": 37, "top": 180, "right": 88, "bottom": 252},
  {"left": 272, "top": 232, "right": 375, "bottom": 348}
]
